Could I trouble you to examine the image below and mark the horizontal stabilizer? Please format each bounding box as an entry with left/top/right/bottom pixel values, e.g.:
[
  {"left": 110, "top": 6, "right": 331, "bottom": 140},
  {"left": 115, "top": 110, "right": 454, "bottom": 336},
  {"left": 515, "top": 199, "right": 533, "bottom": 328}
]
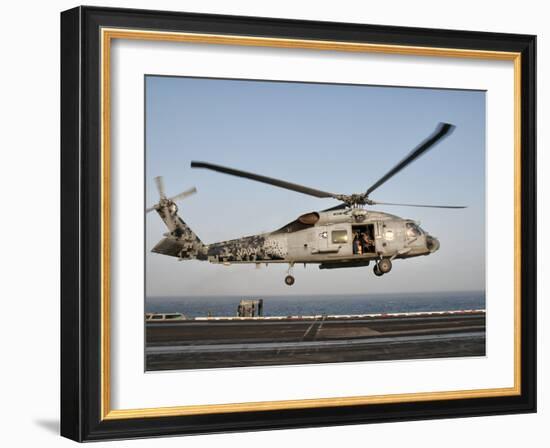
[{"left": 151, "top": 238, "right": 183, "bottom": 258}]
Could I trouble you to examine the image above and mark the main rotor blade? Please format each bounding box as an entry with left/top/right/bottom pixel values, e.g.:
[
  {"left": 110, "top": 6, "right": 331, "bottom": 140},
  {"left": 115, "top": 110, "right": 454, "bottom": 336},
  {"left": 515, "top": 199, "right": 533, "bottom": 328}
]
[
  {"left": 169, "top": 187, "right": 197, "bottom": 202},
  {"left": 365, "top": 122, "right": 455, "bottom": 196},
  {"left": 154, "top": 176, "right": 166, "bottom": 199},
  {"left": 371, "top": 200, "right": 466, "bottom": 209},
  {"left": 145, "top": 205, "right": 157, "bottom": 213},
  {"left": 191, "top": 161, "right": 338, "bottom": 199}
]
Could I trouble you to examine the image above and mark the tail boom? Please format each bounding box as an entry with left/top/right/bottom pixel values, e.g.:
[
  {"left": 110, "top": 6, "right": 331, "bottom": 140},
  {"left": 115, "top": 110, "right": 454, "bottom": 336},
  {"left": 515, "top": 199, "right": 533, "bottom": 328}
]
[{"left": 151, "top": 200, "right": 206, "bottom": 260}]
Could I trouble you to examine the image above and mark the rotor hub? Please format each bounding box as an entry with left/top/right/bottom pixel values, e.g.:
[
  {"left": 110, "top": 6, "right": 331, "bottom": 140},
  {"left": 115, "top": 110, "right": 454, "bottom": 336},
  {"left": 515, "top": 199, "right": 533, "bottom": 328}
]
[{"left": 335, "top": 193, "right": 369, "bottom": 207}]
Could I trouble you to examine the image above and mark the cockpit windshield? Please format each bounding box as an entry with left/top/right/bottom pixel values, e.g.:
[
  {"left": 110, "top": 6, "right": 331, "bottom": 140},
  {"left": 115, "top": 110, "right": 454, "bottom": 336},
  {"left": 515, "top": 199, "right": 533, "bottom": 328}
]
[{"left": 406, "top": 222, "right": 423, "bottom": 238}]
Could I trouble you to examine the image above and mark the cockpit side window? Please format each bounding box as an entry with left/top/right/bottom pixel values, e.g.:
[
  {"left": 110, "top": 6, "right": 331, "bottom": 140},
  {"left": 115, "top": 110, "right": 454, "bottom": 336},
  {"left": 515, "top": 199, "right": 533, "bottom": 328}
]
[{"left": 406, "top": 222, "right": 422, "bottom": 238}]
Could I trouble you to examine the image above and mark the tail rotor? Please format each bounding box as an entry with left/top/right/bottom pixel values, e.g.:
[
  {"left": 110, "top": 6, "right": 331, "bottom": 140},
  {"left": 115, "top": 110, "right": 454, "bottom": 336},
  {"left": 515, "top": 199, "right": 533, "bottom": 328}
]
[
  {"left": 154, "top": 176, "right": 166, "bottom": 199},
  {"left": 146, "top": 176, "right": 197, "bottom": 213},
  {"left": 169, "top": 187, "right": 197, "bottom": 202}
]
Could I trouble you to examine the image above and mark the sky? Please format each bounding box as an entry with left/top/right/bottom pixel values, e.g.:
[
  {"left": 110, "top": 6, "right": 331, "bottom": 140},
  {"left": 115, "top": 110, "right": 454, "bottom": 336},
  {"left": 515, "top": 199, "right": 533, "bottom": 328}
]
[{"left": 145, "top": 75, "right": 485, "bottom": 297}]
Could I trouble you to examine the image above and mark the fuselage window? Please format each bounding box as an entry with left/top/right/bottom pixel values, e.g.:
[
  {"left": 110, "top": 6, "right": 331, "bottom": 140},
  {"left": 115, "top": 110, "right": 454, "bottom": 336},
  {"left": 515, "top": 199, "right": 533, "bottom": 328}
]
[
  {"left": 331, "top": 230, "right": 348, "bottom": 244},
  {"left": 406, "top": 222, "right": 422, "bottom": 238}
]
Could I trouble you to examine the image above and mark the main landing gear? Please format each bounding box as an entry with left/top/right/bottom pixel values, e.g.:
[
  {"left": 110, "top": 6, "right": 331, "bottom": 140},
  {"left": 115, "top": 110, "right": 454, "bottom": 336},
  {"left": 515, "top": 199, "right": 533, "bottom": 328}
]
[
  {"left": 373, "top": 258, "right": 392, "bottom": 277},
  {"left": 284, "top": 262, "right": 296, "bottom": 286}
]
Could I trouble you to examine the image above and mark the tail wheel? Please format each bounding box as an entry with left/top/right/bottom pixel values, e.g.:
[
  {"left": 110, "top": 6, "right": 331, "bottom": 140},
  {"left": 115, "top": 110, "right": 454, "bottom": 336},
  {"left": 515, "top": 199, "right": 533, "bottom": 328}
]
[
  {"left": 284, "top": 275, "right": 295, "bottom": 286},
  {"left": 373, "top": 265, "right": 384, "bottom": 277}
]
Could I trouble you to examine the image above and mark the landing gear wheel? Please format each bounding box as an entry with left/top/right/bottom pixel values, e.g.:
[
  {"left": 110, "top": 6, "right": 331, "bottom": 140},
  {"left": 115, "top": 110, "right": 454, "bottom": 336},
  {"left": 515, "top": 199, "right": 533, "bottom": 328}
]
[
  {"left": 378, "top": 258, "right": 392, "bottom": 274},
  {"left": 373, "top": 265, "right": 384, "bottom": 277},
  {"left": 284, "top": 275, "right": 295, "bottom": 286}
]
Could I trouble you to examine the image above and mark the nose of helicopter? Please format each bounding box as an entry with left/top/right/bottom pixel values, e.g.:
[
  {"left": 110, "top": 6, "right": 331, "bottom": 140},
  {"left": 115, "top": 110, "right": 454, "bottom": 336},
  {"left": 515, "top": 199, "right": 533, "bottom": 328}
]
[{"left": 426, "top": 235, "right": 440, "bottom": 253}]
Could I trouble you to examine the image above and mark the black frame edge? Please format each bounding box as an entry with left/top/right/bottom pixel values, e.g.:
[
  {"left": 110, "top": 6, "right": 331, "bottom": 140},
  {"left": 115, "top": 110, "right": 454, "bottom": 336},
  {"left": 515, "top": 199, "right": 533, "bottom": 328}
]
[
  {"left": 60, "top": 6, "right": 537, "bottom": 442},
  {"left": 519, "top": 35, "right": 537, "bottom": 414},
  {"left": 61, "top": 6, "right": 83, "bottom": 442}
]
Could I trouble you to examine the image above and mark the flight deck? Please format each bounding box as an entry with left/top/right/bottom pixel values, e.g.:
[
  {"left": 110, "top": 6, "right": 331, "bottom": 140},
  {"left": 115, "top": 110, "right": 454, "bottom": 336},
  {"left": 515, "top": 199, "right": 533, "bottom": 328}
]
[{"left": 145, "top": 310, "right": 485, "bottom": 371}]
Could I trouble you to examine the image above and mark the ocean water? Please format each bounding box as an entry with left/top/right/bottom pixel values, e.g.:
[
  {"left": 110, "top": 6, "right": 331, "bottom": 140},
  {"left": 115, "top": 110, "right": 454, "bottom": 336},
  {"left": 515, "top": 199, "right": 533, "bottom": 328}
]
[{"left": 145, "top": 291, "right": 485, "bottom": 318}]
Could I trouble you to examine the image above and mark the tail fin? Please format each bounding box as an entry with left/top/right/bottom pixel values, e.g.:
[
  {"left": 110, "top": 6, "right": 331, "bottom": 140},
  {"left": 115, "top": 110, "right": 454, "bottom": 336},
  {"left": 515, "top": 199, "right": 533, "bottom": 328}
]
[
  {"left": 147, "top": 177, "right": 207, "bottom": 260},
  {"left": 151, "top": 201, "right": 207, "bottom": 260}
]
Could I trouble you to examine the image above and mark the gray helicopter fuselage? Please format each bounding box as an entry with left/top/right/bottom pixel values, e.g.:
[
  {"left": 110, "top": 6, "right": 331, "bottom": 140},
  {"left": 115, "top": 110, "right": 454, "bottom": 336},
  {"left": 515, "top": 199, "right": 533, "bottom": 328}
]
[{"left": 187, "top": 208, "right": 440, "bottom": 268}]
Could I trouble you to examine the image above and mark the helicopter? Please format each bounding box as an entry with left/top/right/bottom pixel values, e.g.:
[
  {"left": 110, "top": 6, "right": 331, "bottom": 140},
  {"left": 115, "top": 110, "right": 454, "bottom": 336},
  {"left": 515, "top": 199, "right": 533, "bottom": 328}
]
[{"left": 147, "top": 122, "right": 466, "bottom": 286}]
